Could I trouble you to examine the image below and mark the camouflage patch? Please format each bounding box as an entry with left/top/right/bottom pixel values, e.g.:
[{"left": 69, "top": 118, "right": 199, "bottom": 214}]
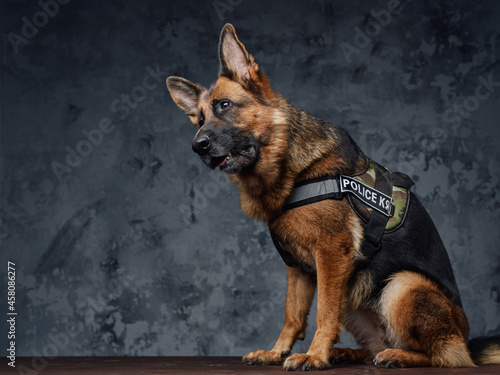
[{"left": 349, "top": 160, "right": 410, "bottom": 232}]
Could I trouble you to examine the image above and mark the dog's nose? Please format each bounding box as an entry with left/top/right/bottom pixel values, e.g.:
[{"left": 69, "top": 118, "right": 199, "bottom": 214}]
[{"left": 192, "top": 135, "right": 211, "bottom": 154}]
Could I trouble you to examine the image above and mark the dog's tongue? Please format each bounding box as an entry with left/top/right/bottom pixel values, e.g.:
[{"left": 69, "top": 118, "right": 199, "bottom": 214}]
[{"left": 216, "top": 155, "right": 230, "bottom": 168}]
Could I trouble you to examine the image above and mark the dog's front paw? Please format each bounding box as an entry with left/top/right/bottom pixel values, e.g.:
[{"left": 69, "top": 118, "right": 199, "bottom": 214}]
[
  {"left": 243, "top": 349, "right": 287, "bottom": 366},
  {"left": 283, "top": 353, "right": 330, "bottom": 371}
]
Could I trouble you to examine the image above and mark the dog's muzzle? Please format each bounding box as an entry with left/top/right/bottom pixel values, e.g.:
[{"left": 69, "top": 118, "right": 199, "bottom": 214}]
[
  {"left": 192, "top": 134, "right": 211, "bottom": 155},
  {"left": 191, "top": 127, "right": 259, "bottom": 174}
]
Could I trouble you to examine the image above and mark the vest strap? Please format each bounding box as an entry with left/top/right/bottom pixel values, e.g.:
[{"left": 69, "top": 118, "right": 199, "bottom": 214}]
[
  {"left": 272, "top": 159, "right": 412, "bottom": 270},
  {"left": 270, "top": 231, "right": 298, "bottom": 269},
  {"left": 283, "top": 175, "right": 342, "bottom": 212}
]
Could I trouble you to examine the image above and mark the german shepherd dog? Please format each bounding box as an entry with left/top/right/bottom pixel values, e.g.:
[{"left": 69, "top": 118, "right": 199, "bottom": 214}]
[{"left": 167, "top": 24, "right": 500, "bottom": 371}]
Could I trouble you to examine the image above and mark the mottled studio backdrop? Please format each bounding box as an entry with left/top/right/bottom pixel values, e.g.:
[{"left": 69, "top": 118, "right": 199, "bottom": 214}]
[{"left": 1, "top": 0, "right": 499, "bottom": 359}]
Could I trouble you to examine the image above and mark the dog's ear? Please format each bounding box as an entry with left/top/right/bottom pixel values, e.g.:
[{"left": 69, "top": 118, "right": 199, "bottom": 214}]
[
  {"left": 166, "top": 76, "right": 202, "bottom": 118},
  {"left": 219, "top": 24, "right": 259, "bottom": 82}
]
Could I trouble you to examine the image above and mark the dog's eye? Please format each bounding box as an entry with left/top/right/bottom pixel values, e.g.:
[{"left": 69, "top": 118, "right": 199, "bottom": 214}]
[{"left": 219, "top": 100, "right": 232, "bottom": 111}]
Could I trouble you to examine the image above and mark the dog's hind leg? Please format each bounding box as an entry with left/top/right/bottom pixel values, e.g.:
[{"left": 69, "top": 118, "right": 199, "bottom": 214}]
[
  {"left": 376, "top": 271, "right": 475, "bottom": 368},
  {"left": 374, "top": 348, "right": 432, "bottom": 368},
  {"left": 336, "top": 304, "right": 389, "bottom": 364}
]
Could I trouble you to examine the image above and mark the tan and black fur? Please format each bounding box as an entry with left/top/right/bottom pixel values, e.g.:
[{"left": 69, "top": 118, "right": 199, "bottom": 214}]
[{"left": 167, "top": 24, "right": 500, "bottom": 371}]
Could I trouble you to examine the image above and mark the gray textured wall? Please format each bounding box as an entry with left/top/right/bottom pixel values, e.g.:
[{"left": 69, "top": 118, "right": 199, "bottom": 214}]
[{"left": 1, "top": 0, "right": 499, "bottom": 359}]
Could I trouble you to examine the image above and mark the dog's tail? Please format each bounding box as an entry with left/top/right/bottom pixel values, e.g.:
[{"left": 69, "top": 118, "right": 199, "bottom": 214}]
[{"left": 468, "top": 335, "right": 500, "bottom": 365}]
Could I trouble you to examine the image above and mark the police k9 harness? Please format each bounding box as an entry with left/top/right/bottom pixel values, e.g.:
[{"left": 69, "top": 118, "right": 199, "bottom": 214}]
[{"left": 271, "top": 158, "right": 414, "bottom": 270}]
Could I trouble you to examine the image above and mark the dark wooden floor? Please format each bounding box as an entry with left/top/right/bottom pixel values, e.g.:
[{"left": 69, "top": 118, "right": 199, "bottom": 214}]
[{"left": 2, "top": 357, "right": 500, "bottom": 374}]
